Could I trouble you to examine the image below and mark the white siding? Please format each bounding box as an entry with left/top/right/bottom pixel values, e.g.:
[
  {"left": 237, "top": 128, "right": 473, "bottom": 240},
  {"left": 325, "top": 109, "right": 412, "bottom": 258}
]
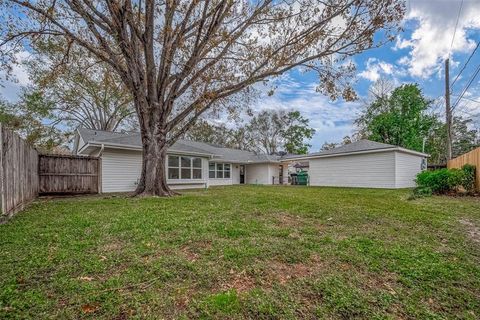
[
  {"left": 245, "top": 163, "right": 278, "bottom": 185},
  {"left": 101, "top": 148, "right": 208, "bottom": 192},
  {"left": 308, "top": 151, "right": 396, "bottom": 188},
  {"left": 395, "top": 151, "right": 424, "bottom": 188},
  {"left": 102, "top": 149, "right": 142, "bottom": 192}
]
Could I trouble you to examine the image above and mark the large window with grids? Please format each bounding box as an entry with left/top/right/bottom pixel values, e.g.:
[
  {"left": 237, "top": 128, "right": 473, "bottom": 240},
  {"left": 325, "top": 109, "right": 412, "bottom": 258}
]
[
  {"left": 209, "top": 162, "right": 231, "bottom": 179},
  {"left": 168, "top": 156, "right": 202, "bottom": 180}
]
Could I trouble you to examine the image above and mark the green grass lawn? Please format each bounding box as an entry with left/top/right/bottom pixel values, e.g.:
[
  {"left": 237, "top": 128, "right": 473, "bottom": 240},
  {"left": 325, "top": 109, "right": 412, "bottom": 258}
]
[{"left": 1, "top": 186, "right": 480, "bottom": 319}]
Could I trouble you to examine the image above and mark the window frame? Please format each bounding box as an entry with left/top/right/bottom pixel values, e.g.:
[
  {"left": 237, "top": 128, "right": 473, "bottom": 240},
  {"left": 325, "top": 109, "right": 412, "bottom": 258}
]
[
  {"left": 209, "top": 162, "right": 232, "bottom": 179},
  {"left": 167, "top": 155, "right": 203, "bottom": 180}
]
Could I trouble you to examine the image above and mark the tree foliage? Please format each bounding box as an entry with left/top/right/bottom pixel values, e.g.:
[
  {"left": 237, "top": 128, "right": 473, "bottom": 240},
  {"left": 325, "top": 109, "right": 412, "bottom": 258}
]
[
  {"left": 185, "top": 109, "right": 315, "bottom": 154},
  {"left": 1, "top": 0, "right": 405, "bottom": 196},
  {"left": 0, "top": 92, "right": 68, "bottom": 152},
  {"left": 354, "top": 82, "right": 478, "bottom": 164},
  {"left": 28, "top": 41, "right": 137, "bottom": 131},
  {"left": 355, "top": 84, "right": 436, "bottom": 151},
  {"left": 248, "top": 110, "right": 315, "bottom": 154}
]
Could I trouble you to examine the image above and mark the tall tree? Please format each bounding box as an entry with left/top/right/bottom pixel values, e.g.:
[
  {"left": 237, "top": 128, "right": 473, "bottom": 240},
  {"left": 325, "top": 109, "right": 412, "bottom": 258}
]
[
  {"left": 1, "top": 0, "right": 404, "bottom": 196},
  {"left": 0, "top": 93, "right": 67, "bottom": 152},
  {"left": 355, "top": 82, "right": 478, "bottom": 164},
  {"left": 28, "top": 41, "right": 137, "bottom": 131},
  {"left": 281, "top": 111, "right": 316, "bottom": 154},
  {"left": 185, "top": 110, "right": 314, "bottom": 154},
  {"left": 320, "top": 141, "right": 338, "bottom": 151},
  {"left": 182, "top": 119, "right": 232, "bottom": 146},
  {"left": 246, "top": 110, "right": 315, "bottom": 154},
  {"left": 355, "top": 84, "right": 436, "bottom": 151}
]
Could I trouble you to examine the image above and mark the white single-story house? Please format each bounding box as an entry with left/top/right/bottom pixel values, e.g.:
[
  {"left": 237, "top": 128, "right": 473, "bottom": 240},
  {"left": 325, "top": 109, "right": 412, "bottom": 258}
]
[
  {"left": 73, "top": 128, "right": 428, "bottom": 192},
  {"left": 74, "top": 128, "right": 289, "bottom": 192}
]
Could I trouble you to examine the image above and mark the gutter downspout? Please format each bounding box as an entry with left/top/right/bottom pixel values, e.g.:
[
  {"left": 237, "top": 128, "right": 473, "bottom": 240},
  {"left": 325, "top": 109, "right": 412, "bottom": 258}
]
[
  {"left": 97, "top": 144, "right": 104, "bottom": 194},
  {"left": 97, "top": 143, "right": 105, "bottom": 157}
]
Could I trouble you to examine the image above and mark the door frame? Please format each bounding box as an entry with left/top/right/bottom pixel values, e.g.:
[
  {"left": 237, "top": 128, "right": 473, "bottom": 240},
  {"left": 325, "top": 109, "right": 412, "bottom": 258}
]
[{"left": 239, "top": 165, "right": 245, "bottom": 184}]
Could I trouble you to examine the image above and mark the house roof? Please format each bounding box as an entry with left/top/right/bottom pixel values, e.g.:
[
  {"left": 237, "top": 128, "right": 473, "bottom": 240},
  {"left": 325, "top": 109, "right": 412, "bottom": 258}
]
[
  {"left": 293, "top": 161, "right": 309, "bottom": 168},
  {"left": 284, "top": 139, "right": 428, "bottom": 160},
  {"left": 76, "top": 128, "right": 284, "bottom": 163}
]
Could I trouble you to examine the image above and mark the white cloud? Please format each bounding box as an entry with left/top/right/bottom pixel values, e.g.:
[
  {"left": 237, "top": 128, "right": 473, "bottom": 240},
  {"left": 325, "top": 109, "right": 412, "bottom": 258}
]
[
  {"left": 397, "top": 0, "right": 480, "bottom": 78},
  {"left": 0, "top": 50, "right": 32, "bottom": 102},
  {"left": 358, "top": 58, "right": 402, "bottom": 82}
]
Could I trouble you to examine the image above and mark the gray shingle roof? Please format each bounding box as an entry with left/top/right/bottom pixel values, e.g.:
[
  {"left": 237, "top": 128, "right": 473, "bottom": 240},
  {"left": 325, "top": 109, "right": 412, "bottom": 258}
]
[
  {"left": 307, "top": 140, "right": 397, "bottom": 156},
  {"left": 77, "top": 128, "right": 282, "bottom": 163},
  {"left": 284, "top": 139, "right": 427, "bottom": 159}
]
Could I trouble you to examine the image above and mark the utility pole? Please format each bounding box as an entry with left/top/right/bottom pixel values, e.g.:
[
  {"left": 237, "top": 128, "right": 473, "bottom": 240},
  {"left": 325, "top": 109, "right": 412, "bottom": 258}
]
[{"left": 445, "top": 58, "right": 453, "bottom": 160}]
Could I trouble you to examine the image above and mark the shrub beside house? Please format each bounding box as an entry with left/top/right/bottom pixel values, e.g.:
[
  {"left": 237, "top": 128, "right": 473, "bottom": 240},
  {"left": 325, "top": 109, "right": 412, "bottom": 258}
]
[{"left": 414, "top": 164, "right": 477, "bottom": 196}]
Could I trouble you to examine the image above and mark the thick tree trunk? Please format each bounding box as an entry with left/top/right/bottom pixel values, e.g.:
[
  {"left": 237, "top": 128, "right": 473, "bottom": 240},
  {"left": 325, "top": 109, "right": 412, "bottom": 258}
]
[{"left": 134, "top": 131, "right": 177, "bottom": 197}]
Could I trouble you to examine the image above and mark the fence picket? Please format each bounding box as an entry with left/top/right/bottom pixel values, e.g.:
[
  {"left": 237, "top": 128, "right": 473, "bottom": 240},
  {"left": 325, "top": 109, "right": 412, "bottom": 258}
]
[
  {"left": 0, "top": 125, "right": 39, "bottom": 220},
  {"left": 447, "top": 147, "right": 480, "bottom": 191}
]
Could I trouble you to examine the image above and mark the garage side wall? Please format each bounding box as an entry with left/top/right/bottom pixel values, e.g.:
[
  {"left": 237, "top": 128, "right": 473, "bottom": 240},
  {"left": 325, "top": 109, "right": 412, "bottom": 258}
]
[
  {"left": 395, "top": 152, "right": 424, "bottom": 188},
  {"left": 308, "top": 151, "right": 396, "bottom": 188},
  {"left": 102, "top": 149, "right": 142, "bottom": 192},
  {"left": 245, "top": 163, "right": 271, "bottom": 185}
]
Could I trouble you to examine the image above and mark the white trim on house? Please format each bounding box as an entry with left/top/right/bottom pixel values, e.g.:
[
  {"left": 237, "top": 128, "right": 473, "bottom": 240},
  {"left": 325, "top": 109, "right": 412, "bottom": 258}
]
[{"left": 80, "top": 141, "right": 216, "bottom": 158}]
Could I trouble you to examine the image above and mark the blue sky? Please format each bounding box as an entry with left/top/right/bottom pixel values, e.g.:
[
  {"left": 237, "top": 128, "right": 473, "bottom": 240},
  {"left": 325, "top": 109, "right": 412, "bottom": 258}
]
[
  {"left": 1, "top": 0, "right": 480, "bottom": 151},
  {"left": 249, "top": 0, "right": 480, "bottom": 150}
]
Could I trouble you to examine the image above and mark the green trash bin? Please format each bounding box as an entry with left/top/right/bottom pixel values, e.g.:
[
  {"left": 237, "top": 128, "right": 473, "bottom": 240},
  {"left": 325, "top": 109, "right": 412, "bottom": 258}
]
[{"left": 296, "top": 171, "right": 308, "bottom": 185}]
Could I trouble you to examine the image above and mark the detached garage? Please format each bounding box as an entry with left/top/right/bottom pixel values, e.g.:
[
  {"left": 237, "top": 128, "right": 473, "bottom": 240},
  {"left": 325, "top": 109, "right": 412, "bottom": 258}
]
[{"left": 286, "top": 140, "right": 428, "bottom": 189}]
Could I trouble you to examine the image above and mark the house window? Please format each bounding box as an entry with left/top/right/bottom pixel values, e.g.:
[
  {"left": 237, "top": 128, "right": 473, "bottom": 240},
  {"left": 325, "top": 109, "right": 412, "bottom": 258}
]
[
  {"left": 168, "top": 155, "right": 202, "bottom": 180},
  {"left": 208, "top": 162, "right": 231, "bottom": 179}
]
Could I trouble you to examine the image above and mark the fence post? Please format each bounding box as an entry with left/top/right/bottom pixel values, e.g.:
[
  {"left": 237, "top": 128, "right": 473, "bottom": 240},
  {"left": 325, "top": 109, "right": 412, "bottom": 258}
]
[{"left": 0, "top": 123, "right": 5, "bottom": 216}]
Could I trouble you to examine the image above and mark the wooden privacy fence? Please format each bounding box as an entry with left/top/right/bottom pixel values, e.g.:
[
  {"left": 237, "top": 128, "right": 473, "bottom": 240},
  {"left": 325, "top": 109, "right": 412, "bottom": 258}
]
[
  {"left": 0, "top": 124, "right": 39, "bottom": 219},
  {"left": 39, "top": 154, "right": 100, "bottom": 194},
  {"left": 447, "top": 147, "right": 480, "bottom": 191}
]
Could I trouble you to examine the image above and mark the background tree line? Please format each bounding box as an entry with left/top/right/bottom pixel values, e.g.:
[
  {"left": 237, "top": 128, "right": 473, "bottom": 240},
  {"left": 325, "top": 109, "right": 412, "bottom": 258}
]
[{"left": 183, "top": 110, "right": 316, "bottom": 155}]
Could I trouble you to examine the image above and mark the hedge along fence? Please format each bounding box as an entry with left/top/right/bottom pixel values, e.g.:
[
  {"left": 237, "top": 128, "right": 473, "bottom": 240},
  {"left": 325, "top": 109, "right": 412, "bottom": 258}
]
[
  {"left": 448, "top": 147, "right": 480, "bottom": 192},
  {"left": 0, "top": 124, "right": 39, "bottom": 221}
]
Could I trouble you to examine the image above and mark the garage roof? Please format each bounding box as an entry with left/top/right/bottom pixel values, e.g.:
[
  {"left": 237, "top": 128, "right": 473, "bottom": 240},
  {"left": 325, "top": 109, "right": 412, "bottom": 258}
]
[{"left": 284, "top": 140, "right": 428, "bottom": 160}]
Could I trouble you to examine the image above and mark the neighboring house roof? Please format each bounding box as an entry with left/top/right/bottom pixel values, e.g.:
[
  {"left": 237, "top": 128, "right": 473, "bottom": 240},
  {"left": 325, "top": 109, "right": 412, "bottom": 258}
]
[
  {"left": 285, "top": 139, "right": 429, "bottom": 160},
  {"left": 293, "top": 161, "right": 309, "bottom": 168},
  {"left": 75, "top": 128, "right": 284, "bottom": 163}
]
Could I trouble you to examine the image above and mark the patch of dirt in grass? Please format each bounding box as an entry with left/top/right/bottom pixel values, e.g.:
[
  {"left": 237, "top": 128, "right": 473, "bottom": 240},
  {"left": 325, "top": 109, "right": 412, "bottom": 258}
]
[
  {"left": 274, "top": 262, "right": 313, "bottom": 284},
  {"left": 459, "top": 219, "right": 480, "bottom": 244},
  {"left": 180, "top": 240, "right": 212, "bottom": 262},
  {"left": 175, "top": 294, "right": 191, "bottom": 310},
  {"left": 141, "top": 248, "right": 173, "bottom": 263},
  {"left": 222, "top": 270, "right": 256, "bottom": 293},
  {"left": 273, "top": 212, "right": 306, "bottom": 228},
  {"left": 362, "top": 271, "right": 399, "bottom": 296},
  {"left": 264, "top": 255, "right": 326, "bottom": 285},
  {"left": 181, "top": 246, "right": 199, "bottom": 262},
  {"left": 100, "top": 239, "right": 126, "bottom": 253}
]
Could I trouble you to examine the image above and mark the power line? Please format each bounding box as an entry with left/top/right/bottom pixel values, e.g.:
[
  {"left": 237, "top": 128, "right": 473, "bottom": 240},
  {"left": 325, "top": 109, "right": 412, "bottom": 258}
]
[
  {"left": 455, "top": 102, "right": 480, "bottom": 118},
  {"left": 449, "top": 0, "right": 464, "bottom": 56},
  {"left": 451, "top": 63, "right": 480, "bottom": 111},
  {"left": 451, "top": 41, "right": 480, "bottom": 88},
  {"left": 451, "top": 94, "right": 480, "bottom": 105}
]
